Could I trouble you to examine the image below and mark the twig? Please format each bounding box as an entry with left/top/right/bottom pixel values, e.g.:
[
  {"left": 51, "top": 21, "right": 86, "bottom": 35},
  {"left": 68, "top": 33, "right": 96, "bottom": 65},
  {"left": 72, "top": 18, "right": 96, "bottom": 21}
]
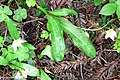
[
  {"left": 81, "top": 19, "right": 116, "bottom": 31},
  {"left": 80, "top": 63, "right": 84, "bottom": 80},
  {"left": 103, "top": 49, "right": 117, "bottom": 52},
  {"left": 22, "top": 18, "right": 44, "bottom": 25},
  {"left": 15, "top": 0, "right": 20, "bottom": 8}
]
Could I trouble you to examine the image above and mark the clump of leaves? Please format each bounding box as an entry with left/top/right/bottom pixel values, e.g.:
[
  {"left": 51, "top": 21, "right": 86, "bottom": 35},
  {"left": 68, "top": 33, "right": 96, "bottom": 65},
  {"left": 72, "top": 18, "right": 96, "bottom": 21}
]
[
  {"left": 0, "top": 6, "right": 12, "bottom": 22},
  {"left": 40, "top": 30, "right": 49, "bottom": 39},
  {"left": 13, "top": 7, "right": 27, "bottom": 22},
  {"left": 0, "top": 4, "right": 39, "bottom": 79},
  {"left": 0, "top": 40, "right": 39, "bottom": 77},
  {"left": 38, "top": 6, "right": 96, "bottom": 61},
  {"left": 99, "top": 0, "right": 120, "bottom": 21}
]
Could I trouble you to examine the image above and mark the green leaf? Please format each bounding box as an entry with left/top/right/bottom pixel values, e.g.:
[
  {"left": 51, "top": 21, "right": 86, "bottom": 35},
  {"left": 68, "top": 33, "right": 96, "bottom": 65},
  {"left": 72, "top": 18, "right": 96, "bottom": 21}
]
[
  {"left": 10, "top": 61, "right": 23, "bottom": 71},
  {"left": 4, "top": 36, "right": 12, "bottom": 43},
  {"left": 94, "top": 0, "right": 103, "bottom": 6},
  {"left": 99, "top": 3, "right": 116, "bottom": 16},
  {"left": 28, "top": 50, "right": 36, "bottom": 58},
  {"left": 23, "top": 43, "right": 36, "bottom": 50},
  {"left": 117, "top": 48, "right": 120, "bottom": 53},
  {"left": 13, "top": 8, "right": 27, "bottom": 22},
  {"left": 6, "top": 19, "right": 20, "bottom": 39},
  {"left": 59, "top": 18, "right": 96, "bottom": 58},
  {"left": 39, "top": 0, "right": 47, "bottom": 8},
  {"left": 3, "top": 6, "right": 12, "bottom": 15},
  {"left": 8, "top": 45, "right": 14, "bottom": 52},
  {"left": 26, "top": 0, "right": 36, "bottom": 7},
  {"left": 11, "top": 60, "right": 39, "bottom": 77},
  {"left": 0, "top": 6, "right": 3, "bottom": 14},
  {"left": 47, "top": 15, "right": 65, "bottom": 61},
  {"left": 17, "top": 53, "right": 29, "bottom": 61},
  {"left": 1, "top": 48, "right": 8, "bottom": 57},
  {"left": 0, "top": 13, "right": 5, "bottom": 22},
  {"left": 116, "top": 0, "right": 120, "bottom": 5},
  {"left": 40, "top": 69, "right": 52, "bottom": 80},
  {"left": 22, "top": 63, "right": 39, "bottom": 76},
  {"left": 109, "top": 0, "right": 116, "bottom": 2},
  {"left": 38, "top": 45, "right": 53, "bottom": 60},
  {"left": 47, "top": 23, "right": 51, "bottom": 31},
  {"left": 15, "top": 47, "right": 29, "bottom": 61},
  {"left": 0, "top": 36, "right": 3, "bottom": 43},
  {"left": 116, "top": 0, "right": 120, "bottom": 21},
  {"left": 27, "top": 58, "right": 35, "bottom": 66},
  {"left": 0, "top": 43, "right": 2, "bottom": 47},
  {"left": 0, "top": 56, "right": 8, "bottom": 66},
  {"left": 18, "top": 46, "right": 29, "bottom": 53},
  {"left": 40, "top": 30, "right": 49, "bottom": 39},
  {"left": 6, "top": 53, "right": 17, "bottom": 61},
  {"left": 35, "top": 10, "right": 42, "bottom": 17},
  {"left": 114, "top": 32, "right": 120, "bottom": 53},
  {"left": 13, "top": 14, "right": 22, "bottom": 22},
  {"left": 48, "top": 8, "right": 78, "bottom": 16},
  {"left": 20, "top": 8, "right": 27, "bottom": 19}
]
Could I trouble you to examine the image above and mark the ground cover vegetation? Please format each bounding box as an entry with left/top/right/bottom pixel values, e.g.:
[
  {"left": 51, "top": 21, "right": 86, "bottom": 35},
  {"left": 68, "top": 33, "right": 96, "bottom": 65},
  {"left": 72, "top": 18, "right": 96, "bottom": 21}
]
[{"left": 0, "top": 0, "right": 120, "bottom": 80}]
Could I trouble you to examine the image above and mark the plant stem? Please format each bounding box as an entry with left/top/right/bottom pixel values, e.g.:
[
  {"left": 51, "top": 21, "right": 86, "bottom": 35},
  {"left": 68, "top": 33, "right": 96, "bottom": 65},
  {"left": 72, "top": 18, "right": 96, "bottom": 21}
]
[
  {"left": 15, "top": 0, "right": 20, "bottom": 8},
  {"left": 81, "top": 19, "right": 116, "bottom": 31},
  {"left": 36, "top": 4, "right": 47, "bottom": 14}
]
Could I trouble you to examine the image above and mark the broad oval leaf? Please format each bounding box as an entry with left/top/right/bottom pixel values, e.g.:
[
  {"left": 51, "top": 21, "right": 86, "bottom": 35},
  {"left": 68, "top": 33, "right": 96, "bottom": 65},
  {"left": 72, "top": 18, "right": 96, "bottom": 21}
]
[
  {"left": 47, "top": 15, "right": 65, "bottom": 61},
  {"left": 59, "top": 18, "right": 96, "bottom": 58},
  {"left": 48, "top": 8, "right": 78, "bottom": 16},
  {"left": 11, "top": 61, "right": 39, "bottom": 77},
  {"left": 22, "top": 63, "right": 39, "bottom": 77},
  {"left": 6, "top": 19, "right": 20, "bottom": 39},
  {"left": 40, "top": 69, "right": 52, "bottom": 80},
  {"left": 116, "top": 0, "right": 120, "bottom": 21},
  {"left": 99, "top": 3, "right": 116, "bottom": 16}
]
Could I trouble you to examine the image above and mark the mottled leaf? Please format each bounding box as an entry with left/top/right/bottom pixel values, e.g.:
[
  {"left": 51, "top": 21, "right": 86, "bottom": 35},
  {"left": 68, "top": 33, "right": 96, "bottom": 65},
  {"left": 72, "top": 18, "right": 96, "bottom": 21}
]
[
  {"left": 47, "top": 15, "right": 65, "bottom": 61},
  {"left": 59, "top": 17, "right": 96, "bottom": 58},
  {"left": 48, "top": 8, "right": 77, "bottom": 16}
]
